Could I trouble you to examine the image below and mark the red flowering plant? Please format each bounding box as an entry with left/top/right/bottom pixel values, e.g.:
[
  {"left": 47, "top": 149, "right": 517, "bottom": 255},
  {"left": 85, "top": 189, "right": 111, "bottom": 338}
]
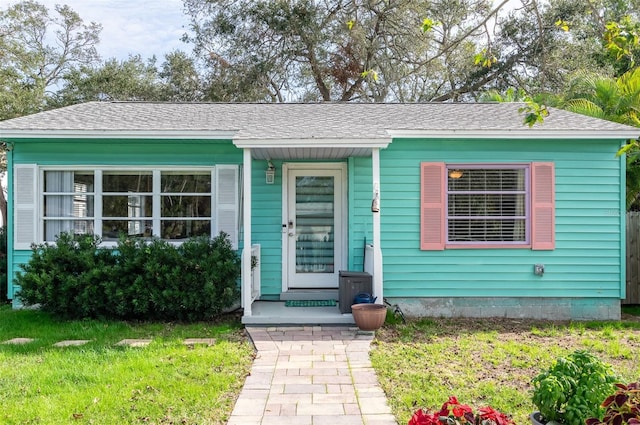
[{"left": 409, "top": 396, "right": 515, "bottom": 425}]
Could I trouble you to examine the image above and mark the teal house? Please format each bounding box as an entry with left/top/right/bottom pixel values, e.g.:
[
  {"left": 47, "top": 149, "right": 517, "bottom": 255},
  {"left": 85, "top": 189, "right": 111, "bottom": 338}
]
[{"left": 1, "top": 102, "right": 638, "bottom": 322}]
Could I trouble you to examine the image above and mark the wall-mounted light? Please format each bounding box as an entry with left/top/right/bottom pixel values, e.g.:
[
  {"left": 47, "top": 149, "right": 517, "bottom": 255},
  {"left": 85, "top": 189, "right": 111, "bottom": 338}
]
[
  {"left": 265, "top": 161, "right": 276, "bottom": 184},
  {"left": 448, "top": 169, "right": 463, "bottom": 179},
  {"left": 371, "top": 183, "right": 380, "bottom": 213}
]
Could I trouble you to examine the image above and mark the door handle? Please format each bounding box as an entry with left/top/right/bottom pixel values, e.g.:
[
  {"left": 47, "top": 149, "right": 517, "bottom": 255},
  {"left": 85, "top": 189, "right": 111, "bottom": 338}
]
[{"left": 287, "top": 220, "right": 294, "bottom": 237}]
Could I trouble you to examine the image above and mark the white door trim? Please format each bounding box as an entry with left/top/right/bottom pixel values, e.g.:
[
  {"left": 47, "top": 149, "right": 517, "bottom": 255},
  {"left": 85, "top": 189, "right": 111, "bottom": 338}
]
[{"left": 281, "top": 162, "right": 348, "bottom": 292}]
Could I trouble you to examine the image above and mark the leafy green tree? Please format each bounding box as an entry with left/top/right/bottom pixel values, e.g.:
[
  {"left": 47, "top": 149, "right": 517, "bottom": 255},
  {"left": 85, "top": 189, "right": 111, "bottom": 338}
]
[
  {"left": 491, "top": 0, "right": 640, "bottom": 96},
  {"left": 158, "top": 51, "right": 204, "bottom": 101},
  {"left": 563, "top": 69, "right": 640, "bottom": 127},
  {"left": 52, "top": 55, "right": 162, "bottom": 104},
  {"left": 560, "top": 68, "right": 640, "bottom": 209},
  {"left": 181, "top": 0, "right": 640, "bottom": 103},
  {"left": 0, "top": 0, "right": 101, "bottom": 227},
  {"left": 52, "top": 52, "right": 204, "bottom": 104},
  {"left": 0, "top": 0, "right": 101, "bottom": 120},
  {"left": 183, "top": 0, "right": 511, "bottom": 102}
]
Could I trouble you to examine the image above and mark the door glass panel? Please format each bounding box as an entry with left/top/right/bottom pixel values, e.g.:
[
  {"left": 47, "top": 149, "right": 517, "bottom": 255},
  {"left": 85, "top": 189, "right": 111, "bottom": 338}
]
[{"left": 295, "top": 176, "right": 334, "bottom": 273}]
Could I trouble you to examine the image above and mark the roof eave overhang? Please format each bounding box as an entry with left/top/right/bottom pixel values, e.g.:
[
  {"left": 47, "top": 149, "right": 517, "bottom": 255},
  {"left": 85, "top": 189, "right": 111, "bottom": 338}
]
[
  {"left": 3, "top": 129, "right": 638, "bottom": 142},
  {"left": 387, "top": 129, "right": 640, "bottom": 140},
  {"left": 232, "top": 137, "right": 392, "bottom": 149},
  {"left": 0, "top": 130, "right": 239, "bottom": 140}
]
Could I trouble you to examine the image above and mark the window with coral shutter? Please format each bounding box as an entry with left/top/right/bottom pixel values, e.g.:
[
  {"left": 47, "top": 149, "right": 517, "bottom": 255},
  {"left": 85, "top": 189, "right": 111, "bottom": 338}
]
[{"left": 420, "top": 162, "right": 554, "bottom": 250}]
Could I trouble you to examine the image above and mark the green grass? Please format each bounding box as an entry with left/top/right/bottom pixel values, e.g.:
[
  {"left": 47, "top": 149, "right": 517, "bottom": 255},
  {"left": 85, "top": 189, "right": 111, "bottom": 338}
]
[
  {"left": 0, "top": 305, "right": 253, "bottom": 424},
  {"left": 4, "top": 304, "right": 640, "bottom": 425},
  {"left": 371, "top": 318, "right": 640, "bottom": 425}
]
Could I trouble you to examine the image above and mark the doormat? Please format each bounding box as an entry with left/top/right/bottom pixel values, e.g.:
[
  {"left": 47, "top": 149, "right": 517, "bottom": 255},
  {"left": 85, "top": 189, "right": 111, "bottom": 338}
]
[{"left": 284, "top": 300, "right": 337, "bottom": 307}]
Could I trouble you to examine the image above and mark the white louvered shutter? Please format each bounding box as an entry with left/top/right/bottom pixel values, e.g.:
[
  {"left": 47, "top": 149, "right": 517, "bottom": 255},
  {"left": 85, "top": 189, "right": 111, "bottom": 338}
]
[
  {"left": 215, "top": 165, "right": 239, "bottom": 249},
  {"left": 14, "top": 164, "right": 38, "bottom": 250}
]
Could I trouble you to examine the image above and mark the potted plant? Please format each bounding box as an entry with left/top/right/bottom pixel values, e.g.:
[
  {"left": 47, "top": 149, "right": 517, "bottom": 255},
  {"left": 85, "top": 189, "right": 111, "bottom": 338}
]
[
  {"left": 531, "top": 350, "right": 618, "bottom": 425},
  {"left": 585, "top": 382, "right": 640, "bottom": 425},
  {"left": 409, "top": 396, "right": 514, "bottom": 425}
]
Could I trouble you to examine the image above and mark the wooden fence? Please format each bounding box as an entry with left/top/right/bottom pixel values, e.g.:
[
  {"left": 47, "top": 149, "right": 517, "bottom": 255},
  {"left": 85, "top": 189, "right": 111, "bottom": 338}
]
[{"left": 626, "top": 212, "right": 640, "bottom": 304}]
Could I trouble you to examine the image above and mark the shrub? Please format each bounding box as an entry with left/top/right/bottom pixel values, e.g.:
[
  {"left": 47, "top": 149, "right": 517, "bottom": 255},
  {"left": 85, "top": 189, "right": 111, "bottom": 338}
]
[
  {"left": 16, "top": 233, "right": 116, "bottom": 318},
  {"left": 15, "top": 232, "right": 241, "bottom": 321}
]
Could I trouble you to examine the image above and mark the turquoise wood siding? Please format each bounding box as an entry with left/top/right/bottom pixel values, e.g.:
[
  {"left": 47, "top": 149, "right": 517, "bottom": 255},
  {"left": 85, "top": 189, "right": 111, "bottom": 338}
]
[
  {"left": 7, "top": 138, "right": 242, "bottom": 300},
  {"left": 348, "top": 157, "right": 374, "bottom": 271},
  {"left": 254, "top": 159, "right": 355, "bottom": 297},
  {"left": 374, "top": 138, "right": 625, "bottom": 299},
  {"left": 250, "top": 160, "right": 283, "bottom": 297},
  {"left": 6, "top": 136, "right": 626, "bottom": 304},
  {"left": 11, "top": 139, "right": 240, "bottom": 165}
]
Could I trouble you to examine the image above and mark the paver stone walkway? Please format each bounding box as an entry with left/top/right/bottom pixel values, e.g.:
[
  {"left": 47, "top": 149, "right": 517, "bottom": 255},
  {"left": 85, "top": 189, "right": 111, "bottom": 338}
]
[{"left": 228, "top": 326, "right": 397, "bottom": 425}]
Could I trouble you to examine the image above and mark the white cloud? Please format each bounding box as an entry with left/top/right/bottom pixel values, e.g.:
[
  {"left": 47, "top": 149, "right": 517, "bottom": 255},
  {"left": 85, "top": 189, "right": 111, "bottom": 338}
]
[{"left": 12, "top": 0, "right": 191, "bottom": 61}]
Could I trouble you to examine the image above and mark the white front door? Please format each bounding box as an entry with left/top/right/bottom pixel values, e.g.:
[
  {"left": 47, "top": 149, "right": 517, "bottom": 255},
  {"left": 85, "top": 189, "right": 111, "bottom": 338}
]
[{"left": 284, "top": 163, "right": 346, "bottom": 289}]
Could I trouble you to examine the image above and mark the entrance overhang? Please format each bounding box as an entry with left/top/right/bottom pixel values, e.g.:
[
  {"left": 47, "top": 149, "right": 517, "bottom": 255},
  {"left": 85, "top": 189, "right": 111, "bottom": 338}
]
[
  {"left": 232, "top": 138, "right": 392, "bottom": 161},
  {"left": 238, "top": 139, "right": 389, "bottom": 322}
]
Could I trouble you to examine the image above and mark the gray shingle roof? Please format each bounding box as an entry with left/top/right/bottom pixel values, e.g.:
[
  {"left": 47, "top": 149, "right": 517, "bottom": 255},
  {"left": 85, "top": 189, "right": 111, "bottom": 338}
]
[{"left": 0, "top": 101, "right": 638, "bottom": 140}]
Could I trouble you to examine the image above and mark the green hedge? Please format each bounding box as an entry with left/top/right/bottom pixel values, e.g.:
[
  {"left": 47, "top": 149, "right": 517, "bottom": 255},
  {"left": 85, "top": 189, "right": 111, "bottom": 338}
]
[{"left": 15, "top": 232, "right": 241, "bottom": 321}]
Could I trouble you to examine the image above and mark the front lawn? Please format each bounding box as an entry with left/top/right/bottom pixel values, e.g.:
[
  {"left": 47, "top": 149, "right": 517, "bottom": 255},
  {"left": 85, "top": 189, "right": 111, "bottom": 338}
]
[
  {"left": 0, "top": 305, "right": 253, "bottom": 424},
  {"left": 372, "top": 317, "right": 640, "bottom": 425},
  {"left": 4, "top": 303, "right": 640, "bottom": 425}
]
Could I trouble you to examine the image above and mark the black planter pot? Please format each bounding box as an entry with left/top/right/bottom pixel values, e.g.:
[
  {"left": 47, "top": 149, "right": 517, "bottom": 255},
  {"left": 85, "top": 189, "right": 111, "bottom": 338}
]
[{"left": 530, "top": 412, "right": 547, "bottom": 425}]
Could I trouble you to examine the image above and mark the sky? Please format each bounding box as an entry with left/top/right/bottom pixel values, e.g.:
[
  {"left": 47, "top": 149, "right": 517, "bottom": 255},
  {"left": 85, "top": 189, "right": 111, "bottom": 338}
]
[{"left": 26, "top": 0, "right": 192, "bottom": 62}]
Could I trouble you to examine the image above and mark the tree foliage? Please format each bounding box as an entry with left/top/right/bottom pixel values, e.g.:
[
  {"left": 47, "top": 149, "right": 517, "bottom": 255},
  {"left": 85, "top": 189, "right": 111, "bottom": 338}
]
[
  {"left": 51, "top": 55, "right": 162, "bottom": 104},
  {"left": 2, "top": 0, "right": 639, "bottom": 107},
  {"left": 562, "top": 68, "right": 640, "bottom": 209},
  {"left": 51, "top": 51, "right": 205, "bottom": 104},
  {"left": 183, "top": 0, "right": 509, "bottom": 102},
  {"left": 0, "top": 0, "right": 101, "bottom": 120},
  {"left": 180, "top": 0, "right": 640, "bottom": 103}
]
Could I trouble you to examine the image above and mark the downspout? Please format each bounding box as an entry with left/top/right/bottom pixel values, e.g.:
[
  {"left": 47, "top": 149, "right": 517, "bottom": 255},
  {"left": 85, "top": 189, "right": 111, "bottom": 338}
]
[
  {"left": 372, "top": 148, "right": 383, "bottom": 303},
  {"left": 620, "top": 149, "right": 626, "bottom": 301},
  {"left": 241, "top": 148, "right": 253, "bottom": 316}
]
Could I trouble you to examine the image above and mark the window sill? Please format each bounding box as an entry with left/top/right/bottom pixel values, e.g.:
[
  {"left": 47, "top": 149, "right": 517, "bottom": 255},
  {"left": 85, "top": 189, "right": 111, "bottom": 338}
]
[{"left": 445, "top": 244, "right": 531, "bottom": 249}]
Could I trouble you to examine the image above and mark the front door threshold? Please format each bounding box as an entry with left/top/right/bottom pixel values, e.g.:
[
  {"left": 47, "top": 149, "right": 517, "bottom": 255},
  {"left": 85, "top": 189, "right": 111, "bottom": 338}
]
[
  {"left": 242, "top": 301, "right": 354, "bottom": 326},
  {"left": 280, "top": 289, "right": 338, "bottom": 301}
]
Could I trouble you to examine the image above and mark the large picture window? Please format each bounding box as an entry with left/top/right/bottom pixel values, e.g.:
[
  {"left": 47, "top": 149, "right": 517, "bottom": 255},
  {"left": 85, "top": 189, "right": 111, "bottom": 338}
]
[
  {"left": 420, "top": 162, "right": 554, "bottom": 250},
  {"left": 37, "top": 167, "right": 239, "bottom": 247}
]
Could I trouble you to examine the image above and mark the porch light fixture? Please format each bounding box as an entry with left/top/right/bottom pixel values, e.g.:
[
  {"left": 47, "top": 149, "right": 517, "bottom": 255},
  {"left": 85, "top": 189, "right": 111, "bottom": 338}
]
[
  {"left": 371, "top": 183, "right": 380, "bottom": 213},
  {"left": 448, "top": 169, "right": 463, "bottom": 179},
  {"left": 265, "top": 161, "right": 276, "bottom": 184}
]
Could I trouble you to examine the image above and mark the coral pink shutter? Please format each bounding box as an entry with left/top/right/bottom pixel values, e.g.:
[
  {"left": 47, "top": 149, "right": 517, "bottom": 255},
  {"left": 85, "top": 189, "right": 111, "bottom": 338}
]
[
  {"left": 531, "top": 162, "right": 555, "bottom": 250},
  {"left": 420, "top": 162, "right": 446, "bottom": 250}
]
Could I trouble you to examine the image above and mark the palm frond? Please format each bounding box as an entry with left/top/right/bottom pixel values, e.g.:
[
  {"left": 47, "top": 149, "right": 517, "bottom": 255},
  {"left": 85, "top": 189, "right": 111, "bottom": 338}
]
[{"left": 563, "top": 99, "right": 606, "bottom": 119}]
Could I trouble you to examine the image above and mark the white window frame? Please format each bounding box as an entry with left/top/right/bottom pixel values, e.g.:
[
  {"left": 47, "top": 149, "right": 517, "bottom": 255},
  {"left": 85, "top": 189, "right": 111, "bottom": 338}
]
[
  {"left": 38, "top": 166, "right": 238, "bottom": 248},
  {"left": 445, "top": 164, "right": 530, "bottom": 246}
]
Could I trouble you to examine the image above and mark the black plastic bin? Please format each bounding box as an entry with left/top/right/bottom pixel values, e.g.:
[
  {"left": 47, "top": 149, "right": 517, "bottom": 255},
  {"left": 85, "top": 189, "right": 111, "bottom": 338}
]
[{"left": 338, "top": 271, "right": 372, "bottom": 314}]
